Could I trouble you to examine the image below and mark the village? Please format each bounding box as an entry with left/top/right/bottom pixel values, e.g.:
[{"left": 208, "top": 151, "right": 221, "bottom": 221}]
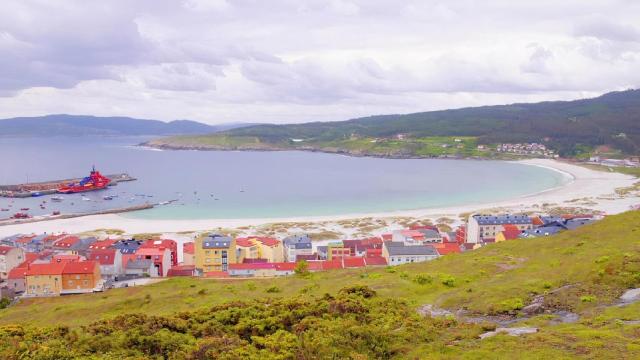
[{"left": 0, "top": 212, "right": 599, "bottom": 300}]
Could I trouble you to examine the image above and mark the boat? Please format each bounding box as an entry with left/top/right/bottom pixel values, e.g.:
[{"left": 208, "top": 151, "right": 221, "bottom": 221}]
[
  {"left": 12, "top": 212, "right": 30, "bottom": 219},
  {"left": 103, "top": 195, "right": 114, "bottom": 200},
  {"left": 1, "top": 209, "right": 9, "bottom": 211},
  {"left": 20, "top": 207, "right": 29, "bottom": 211},
  {"left": 51, "top": 196, "right": 64, "bottom": 202},
  {"left": 82, "top": 196, "right": 91, "bottom": 201},
  {"left": 52, "top": 211, "right": 61, "bottom": 215},
  {"left": 58, "top": 166, "right": 111, "bottom": 194}
]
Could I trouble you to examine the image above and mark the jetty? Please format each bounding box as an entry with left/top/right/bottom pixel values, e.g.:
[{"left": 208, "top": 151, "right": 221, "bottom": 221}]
[
  {"left": 0, "top": 173, "right": 136, "bottom": 198},
  {"left": 0, "top": 203, "right": 154, "bottom": 226}
]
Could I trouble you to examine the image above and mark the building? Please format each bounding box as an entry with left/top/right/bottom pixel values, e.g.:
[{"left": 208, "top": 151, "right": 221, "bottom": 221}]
[
  {"left": 283, "top": 234, "right": 313, "bottom": 262},
  {"left": 382, "top": 242, "right": 439, "bottom": 265},
  {"left": 416, "top": 229, "right": 442, "bottom": 243},
  {"left": 167, "top": 265, "right": 196, "bottom": 277},
  {"left": 61, "top": 261, "right": 101, "bottom": 294},
  {"left": 88, "top": 239, "right": 117, "bottom": 251},
  {"left": 467, "top": 214, "right": 533, "bottom": 243},
  {"left": 140, "top": 239, "right": 178, "bottom": 267},
  {"left": 326, "top": 241, "right": 350, "bottom": 260},
  {"left": 87, "top": 249, "right": 123, "bottom": 278},
  {"left": 392, "top": 230, "right": 426, "bottom": 245},
  {"left": 495, "top": 224, "right": 523, "bottom": 242},
  {"left": 134, "top": 248, "right": 172, "bottom": 277},
  {"left": 342, "top": 237, "right": 383, "bottom": 257},
  {"left": 0, "top": 246, "right": 25, "bottom": 280},
  {"left": 25, "top": 262, "right": 66, "bottom": 296},
  {"left": 125, "top": 259, "right": 156, "bottom": 277},
  {"left": 7, "top": 267, "right": 28, "bottom": 293},
  {"left": 112, "top": 239, "right": 143, "bottom": 268},
  {"left": 236, "top": 236, "right": 284, "bottom": 263},
  {"left": 183, "top": 242, "right": 195, "bottom": 265},
  {"left": 195, "top": 233, "right": 238, "bottom": 272}
]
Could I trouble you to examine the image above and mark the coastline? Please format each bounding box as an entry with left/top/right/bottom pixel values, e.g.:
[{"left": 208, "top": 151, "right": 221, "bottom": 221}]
[{"left": 0, "top": 158, "right": 637, "bottom": 237}]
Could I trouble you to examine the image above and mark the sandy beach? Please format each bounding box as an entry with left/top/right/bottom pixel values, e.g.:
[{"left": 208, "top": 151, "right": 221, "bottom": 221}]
[{"left": 0, "top": 159, "right": 637, "bottom": 238}]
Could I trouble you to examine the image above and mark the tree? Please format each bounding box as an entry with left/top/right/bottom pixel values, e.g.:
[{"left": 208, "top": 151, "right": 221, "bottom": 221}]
[{"left": 294, "top": 260, "right": 310, "bottom": 277}]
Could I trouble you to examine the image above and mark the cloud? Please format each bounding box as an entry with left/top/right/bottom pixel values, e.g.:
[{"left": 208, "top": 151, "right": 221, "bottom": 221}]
[{"left": 0, "top": 0, "right": 638, "bottom": 123}]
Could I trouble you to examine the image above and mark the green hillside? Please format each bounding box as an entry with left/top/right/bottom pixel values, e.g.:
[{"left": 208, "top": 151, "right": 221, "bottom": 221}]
[
  {"left": 1, "top": 211, "right": 640, "bottom": 358},
  {"left": 147, "top": 90, "right": 640, "bottom": 157}
]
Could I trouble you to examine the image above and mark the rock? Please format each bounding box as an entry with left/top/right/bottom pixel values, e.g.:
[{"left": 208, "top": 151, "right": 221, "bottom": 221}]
[
  {"left": 620, "top": 288, "right": 640, "bottom": 304},
  {"left": 418, "top": 304, "right": 452, "bottom": 318},
  {"left": 521, "top": 302, "right": 544, "bottom": 315},
  {"left": 480, "top": 327, "right": 538, "bottom": 339},
  {"left": 621, "top": 320, "right": 640, "bottom": 325},
  {"left": 550, "top": 311, "right": 580, "bottom": 324}
]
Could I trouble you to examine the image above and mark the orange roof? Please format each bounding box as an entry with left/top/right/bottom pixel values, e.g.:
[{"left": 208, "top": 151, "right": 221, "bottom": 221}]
[
  {"left": 254, "top": 237, "right": 280, "bottom": 247},
  {"left": 135, "top": 248, "right": 167, "bottom": 256},
  {"left": 88, "top": 249, "right": 117, "bottom": 265},
  {"left": 235, "top": 238, "right": 255, "bottom": 247},
  {"left": 16, "top": 235, "right": 36, "bottom": 244},
  {"left": 25, "top": 262, "right": 66, "bottom": 276},
  {"left": 51, "top": 254, "right": 82, "bottom": 263},
  {"left": 183, "top": 242, "right": 195, "bottom": 254},
  {"left": 531, "top": 216, "right": 544, "bottom": 226},
  {"left": 62, "top": 261, "right": 98, "bottom": 274},
  {"left": 140, "top": 239, "right": 177, "bottom": 250},
  {"left": 203, "top": 271, "right": 229, "bottom": 278},
  {"left": 236, "top": 236, "right": 281, "bottom": 247},
  {"left": 54, "top": 236, "right": 80, "bottom": 247}
]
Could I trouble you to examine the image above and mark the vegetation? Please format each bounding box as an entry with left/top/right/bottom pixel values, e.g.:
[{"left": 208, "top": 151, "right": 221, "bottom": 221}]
[
  {"left": 1, "top": 211, "right": 640, "bottom": 358},
  {"left": 149, "top": 89, "right": 640, "bottom": 157}
]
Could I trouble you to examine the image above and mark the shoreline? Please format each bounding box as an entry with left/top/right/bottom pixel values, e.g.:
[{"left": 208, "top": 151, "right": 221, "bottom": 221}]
[{"left": 0, "top": 158, "right": 636, "bottom": 237}]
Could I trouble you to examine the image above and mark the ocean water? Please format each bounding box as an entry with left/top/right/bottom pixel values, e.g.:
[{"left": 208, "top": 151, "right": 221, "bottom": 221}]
[{"left": 0, "top": 137, "right": 570, "bottom": 219}]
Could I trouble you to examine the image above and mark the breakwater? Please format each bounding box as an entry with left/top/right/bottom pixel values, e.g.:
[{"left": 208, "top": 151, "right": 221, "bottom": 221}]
[{"left": 0, "top": 173, "right": 136, "bottom": 198}]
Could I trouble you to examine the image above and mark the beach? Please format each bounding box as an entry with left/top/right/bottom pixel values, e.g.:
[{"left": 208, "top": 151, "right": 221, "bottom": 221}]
[{"left": 0, "top": 159, "right": 637, "bottom": 238}]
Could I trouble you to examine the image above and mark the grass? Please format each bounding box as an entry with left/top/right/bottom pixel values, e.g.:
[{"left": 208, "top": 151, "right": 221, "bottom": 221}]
[{"left": 2, "top": 211, "right": 639, "bottom": 330}]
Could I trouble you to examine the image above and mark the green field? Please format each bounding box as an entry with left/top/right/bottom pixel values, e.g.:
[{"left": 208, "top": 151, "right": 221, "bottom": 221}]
[{"left": 1, "top": 211, "right": 639, "bottom": 358}]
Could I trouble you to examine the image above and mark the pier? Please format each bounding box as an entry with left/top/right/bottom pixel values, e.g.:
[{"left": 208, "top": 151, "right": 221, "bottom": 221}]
[{"left": 0, "top": 173, "right": 137, "bottom": 198}]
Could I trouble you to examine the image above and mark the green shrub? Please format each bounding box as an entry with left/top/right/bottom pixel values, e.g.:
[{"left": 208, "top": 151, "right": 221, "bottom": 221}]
[
  {"left": 413, "top": 274, "right": 433, "bottom": 285},
  {"left": 441, "top": 275, "right": 456, "bottom": 287},
  {"left": 498, "top": 298, "right": 524, "bottom": 312},
  {"left": 265, "top": 286, "right": 281, "bottom": 293},
  {"left": 385, "top": 266, "right": 397, "bottom": 273},
  {"left": 580, "top": 295, "right": 597, "bottom": 303}
]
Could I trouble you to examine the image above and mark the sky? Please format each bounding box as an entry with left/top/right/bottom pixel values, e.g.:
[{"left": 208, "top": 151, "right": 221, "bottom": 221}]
[{"left": 0, "top": 0, "right": 639, "bottom": 125}]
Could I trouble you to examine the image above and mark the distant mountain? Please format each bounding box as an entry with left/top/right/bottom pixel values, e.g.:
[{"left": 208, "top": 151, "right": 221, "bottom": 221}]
[
  {"left": 188, "top": 89, "right": 640, "bottom": 156},
  {"left": 0, "top": 114, "right": 251, "bottom": 137}
]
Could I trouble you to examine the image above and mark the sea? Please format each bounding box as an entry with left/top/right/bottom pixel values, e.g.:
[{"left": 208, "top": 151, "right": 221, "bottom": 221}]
[{"left": 0, "top": 136, "right": 571, "bottom": 220}]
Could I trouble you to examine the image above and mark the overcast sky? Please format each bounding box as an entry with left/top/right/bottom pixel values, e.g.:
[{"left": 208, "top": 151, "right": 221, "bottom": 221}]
[{"left": 0, "top": 0, "right": 639, "bottom": 124}]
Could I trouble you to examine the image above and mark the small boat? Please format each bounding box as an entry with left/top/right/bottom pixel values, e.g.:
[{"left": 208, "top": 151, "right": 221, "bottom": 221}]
[
  {"left": 51, "top": 196, "right": 64, "bottom": 202},
  {"left": 158, "top": 201, "right": 170, "bottom": 205},
  {"left": 1, "top": 209, "right": 9, "bottom": 212},
  {"left": 103, "top": 195, "right": 114, "bottom": 200},
  {"left": 52, "top": 211, "right": 61, "bottom": 215},
  {"left": 82, "top": 196, "right": 91, "bottom": 201},
  {"left": 20, "top": 208, "right": 29, "bottom": 211},
  {"left": 12, "top": 212, "right": 30, "bottom": 219},
  {"left": 31, "top": 192, "right": 42, "bottom": 197}
]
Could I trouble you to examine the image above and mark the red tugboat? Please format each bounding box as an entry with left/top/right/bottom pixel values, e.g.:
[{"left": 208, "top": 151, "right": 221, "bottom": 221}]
[{"left": 58, "top": 166, "right": 111, "bottom": 194}]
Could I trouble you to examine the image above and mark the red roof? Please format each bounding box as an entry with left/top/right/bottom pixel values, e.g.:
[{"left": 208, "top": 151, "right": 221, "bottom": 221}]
[
  {"left": 54, "top": 236, "right": 80, "bottom": 247},
  {"left": 364, "top": 256, "right": 387, "bottom": 266},
  {"left": 8, "top": 267, "right": 27, "bottom": 280},
  {"left": 51, "top": 254, "right": 82, "bottom": 263},
  {"left": 43, "top": 234, "right": 67, "bottom": 243},
  {"left": 167, "top": 265, "right": 195, "bottom": 277},
  {"left": 235, "top": 238, "right": 255, "bottom": 247},
  {"left": 531, "top": 216, "right": 544, "bottom": 226},
  {"left": 381, "top": 234, "right": 392, "bottom": 241},
  {"left": 25, "top": 262, "right": 66, "bottom": 276},
  {"left": 0, "top": 246, "right": 17, "bottom": 255},
  {"left": 365, "top": 248, "right": 382, "bottom": 257},
  {"left": 275, "top": 262, "right": 297, "bottom": 271},
  {"left": 433, "top": 243, "right": 462, "bottom": 255},
  {"left": 183, "top": 242, "right": 195, "bottom": 254},
  {"left": 236, "top": 236, "right": 281, "bottom": 247},
  {"left": 89, "top": 239, "right": 116, "bottom": 250},
  {"left": 400, "top": 230, "right": 425, "bottom": 239},
  {"left": 343, "top": 257, "right": 366, "bottom": 268},
  {"left": 15, "top": 235, "right": 36, "bottom": 244},
  {"left": 500, "top": 225, "right": 522, "bottom": 240},
  {"left": 140, "top": 239, "right": 177, "bottom": 251},
  {"left": 409, "top": 225, "right": 439, "bottom": 231},
  {"left": 87, "top": 249, "right": 117, "bottom": 265},
  {"left": 62, "top": 261, "right": 97, "bottom": 274},
  {"left": 25, "top": 253, "right": 41, "bottom": 263},
  {"left": 135, "top": 248, "right": 167, "bottom": 257}
]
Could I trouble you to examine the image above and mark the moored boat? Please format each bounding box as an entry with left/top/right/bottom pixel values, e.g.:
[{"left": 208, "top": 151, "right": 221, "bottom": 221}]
[{"left": 58, "top": 166, "right": 111, "bottom": 194}]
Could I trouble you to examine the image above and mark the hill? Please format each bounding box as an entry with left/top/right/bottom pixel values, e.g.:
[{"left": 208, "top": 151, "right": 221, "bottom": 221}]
[
  {"left": 1, "top": 211, "right": 639, "bottom": 358},
  {"left": 0, "top": 114, "right": 250, "bottom": 137},
  {"left": 147, "top": 89, "right": 640, "bottom": 157}
]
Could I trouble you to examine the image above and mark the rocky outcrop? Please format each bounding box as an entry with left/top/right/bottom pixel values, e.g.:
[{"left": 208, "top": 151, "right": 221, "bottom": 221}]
[
  {"left": 620, "top": 288, "right": 640, "bottom": 304},
  {"left": 479, "top": 327, "right": 538, "bottom": 339}
]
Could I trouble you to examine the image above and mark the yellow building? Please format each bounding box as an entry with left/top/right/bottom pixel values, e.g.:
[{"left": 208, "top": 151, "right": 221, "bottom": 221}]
[
  {"left": 236, "top": 236, "right": 284, "bottom": 263},
  {"left": 25, "top": 262, "right": 67, "bottom": 296},
  {"left": 327, "top": 241, "right": 350, "bottom": 260},
  {"left": 195, "top": 233, "right": 238, "bottom": 272}
]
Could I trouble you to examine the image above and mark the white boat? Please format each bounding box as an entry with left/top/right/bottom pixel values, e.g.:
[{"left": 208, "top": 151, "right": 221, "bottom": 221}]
[
  {"left": 82, "top": 196, "right": 91, "bottom": 201},
  {"left": 51, "top": 196, "right": 64, "bottom": 202}
]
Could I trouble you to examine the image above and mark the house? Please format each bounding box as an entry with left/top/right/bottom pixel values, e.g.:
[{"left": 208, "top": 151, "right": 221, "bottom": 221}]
[
  {"left": 392, "top": 230, "right": 426, "bottom": 245},
  {"left": 183, "top": 242, "right": 195, "bottom": 265},
  {"left": 342, "top": 237, "right": 383, "bottom": 257},
  {"left": 382, "top": 242, "right": 439, "bottom": 265},
  {"left": 7, "top": 267, "right": 28, "bottom": 293},
  {"left": 125, "top": 259, "right": 156, "bottom": 277},
  {"left": 326, "top": 241, "right": 350, "bottom": 260},
  {"left": 274, "top": 262, "right": 296, "bottom": 276},
  {"left": 87, "top": 249, "right": 123, "bottom": 278},
  {"left": 51, "top": 254, "right": 83, "bottom": 264},
  {"left": 342, "top": 257, "right": 366, "bottom": 268},
  {"left": 52, "top": 235, "right": 81, "bottom": 251},
  {"left": 195, "top": 233, "right": 238, "bottom": 272},
  {"left": 520, "top": 226, "right": 563, "bottom": 238},
  {"left": 363, "top": 256, "right": 387, "bottom": 266},
  {"left": 140, "top": 239, "right": 178, "bottom": 267},
  {"left": 495, "top": 224, "right": 523, "bottom": 242},
  {"left": 316, "top": 246, "right": 328, "bottom": 260},
  {"left": 467, "top": 214, "right": 533, "bottom": 243},
  {"left": 112, "top": 239, "right": 143, "bottom": 267},
  {"left": 61, "top": 261, "right": 101, "bottom": 294},
  {"left": 283, "top": 234, "right": 313, "bottom": 262},
  {"left": 416, "top": 229, "right": 442, "bottom": 243},
  {"left": 167, "top": 265, "right": 196, "bottom": 277},
  {"left": 0, "top": 246, "right": 25, "bottom": 280},
  {"left": 237, "top": 236, "right": 283, "bottom": 263},
  {"left": 228, "top": 263, "right": 275, "bottom": 277},
  {"left": 433, "top": 243, "right": 462, "bottom": 255},
  {"left": 25, "top": 262, "right": 67, "bottom": 296},
  {"left": 134, "top": 248, "right": 171, "bottom": 277}
]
